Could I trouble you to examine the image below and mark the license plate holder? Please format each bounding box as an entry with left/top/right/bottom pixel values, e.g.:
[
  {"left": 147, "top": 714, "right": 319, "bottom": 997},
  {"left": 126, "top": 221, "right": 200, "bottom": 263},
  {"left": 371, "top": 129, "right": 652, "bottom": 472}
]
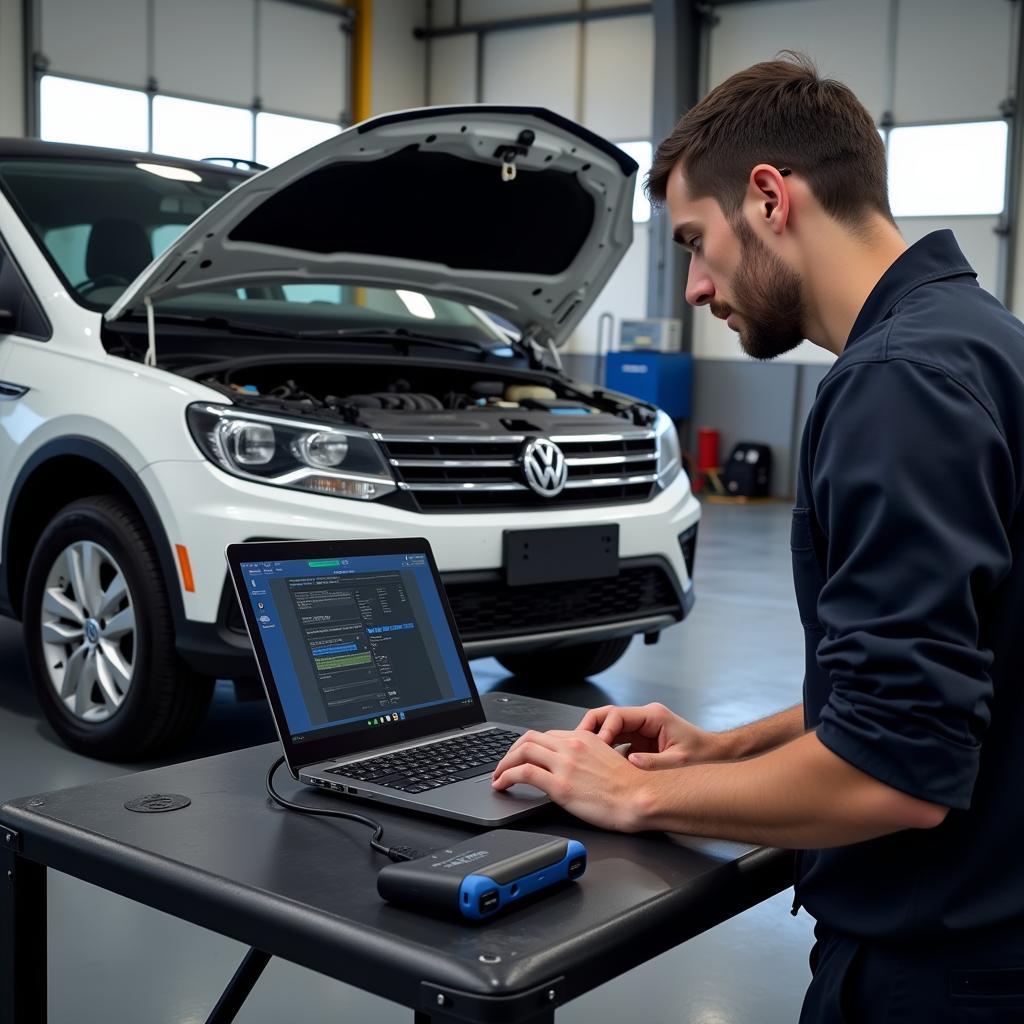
[{"left": 503, "top": 525, "right": 619, "bottom": 587}]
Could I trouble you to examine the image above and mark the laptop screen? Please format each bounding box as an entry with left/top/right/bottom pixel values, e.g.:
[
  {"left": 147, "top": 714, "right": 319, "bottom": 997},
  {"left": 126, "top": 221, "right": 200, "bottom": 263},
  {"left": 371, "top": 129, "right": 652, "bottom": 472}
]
[{"left": 238, "top": 550, "right": 475, "bottom": 748}]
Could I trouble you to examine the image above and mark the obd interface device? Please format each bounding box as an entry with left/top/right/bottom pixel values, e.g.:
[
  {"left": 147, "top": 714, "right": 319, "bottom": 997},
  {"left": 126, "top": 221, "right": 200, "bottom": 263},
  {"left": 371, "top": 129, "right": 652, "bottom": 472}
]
[{"left": 377, "top": 829, "right": 587, "bottom": 921}]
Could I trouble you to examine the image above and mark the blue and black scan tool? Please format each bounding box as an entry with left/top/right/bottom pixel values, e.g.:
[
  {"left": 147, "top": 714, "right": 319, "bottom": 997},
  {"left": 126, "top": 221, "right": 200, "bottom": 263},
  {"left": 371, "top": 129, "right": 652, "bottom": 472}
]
[{"left": 377, "top": 829, "right": 587, "bottom": 921}]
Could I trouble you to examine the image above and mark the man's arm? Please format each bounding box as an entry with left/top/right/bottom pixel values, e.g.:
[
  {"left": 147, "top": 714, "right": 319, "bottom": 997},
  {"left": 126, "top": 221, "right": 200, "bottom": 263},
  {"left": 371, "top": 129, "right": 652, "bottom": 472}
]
[
  {"left": 633, "top": 730, "right": 948, "bottom": 847},
  {"left": 492, "top": 727, "right": 949, "bottom": 846},
  {"left": 711, "top": 703, "right": 806, "bottom": 761}
]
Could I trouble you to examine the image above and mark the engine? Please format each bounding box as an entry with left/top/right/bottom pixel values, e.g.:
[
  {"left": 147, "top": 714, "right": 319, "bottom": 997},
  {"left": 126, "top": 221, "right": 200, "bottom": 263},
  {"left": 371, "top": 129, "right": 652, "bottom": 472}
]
[{"left": 192, "top": 361, "right": 651, "bottom": 430}]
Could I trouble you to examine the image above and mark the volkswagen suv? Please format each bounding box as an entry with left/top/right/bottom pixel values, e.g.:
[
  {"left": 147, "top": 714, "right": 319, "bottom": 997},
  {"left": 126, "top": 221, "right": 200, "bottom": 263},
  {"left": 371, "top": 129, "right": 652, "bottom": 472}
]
[{"left": 0, "top": 106, "right": 699, "bottom": 758}]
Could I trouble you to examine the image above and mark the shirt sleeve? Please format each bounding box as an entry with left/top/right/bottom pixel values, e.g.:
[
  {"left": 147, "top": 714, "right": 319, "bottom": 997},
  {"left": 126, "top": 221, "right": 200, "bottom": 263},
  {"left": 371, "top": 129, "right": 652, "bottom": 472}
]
[{"left": 809, "top": 357, "right": 1015, "bottom": 809}]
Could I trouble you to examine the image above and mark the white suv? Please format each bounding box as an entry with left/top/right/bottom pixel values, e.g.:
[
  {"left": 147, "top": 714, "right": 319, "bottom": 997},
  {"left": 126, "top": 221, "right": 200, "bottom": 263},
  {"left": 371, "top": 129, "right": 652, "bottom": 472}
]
[{"left": 0, "top": 106, "right": 699, "bottom": 759}]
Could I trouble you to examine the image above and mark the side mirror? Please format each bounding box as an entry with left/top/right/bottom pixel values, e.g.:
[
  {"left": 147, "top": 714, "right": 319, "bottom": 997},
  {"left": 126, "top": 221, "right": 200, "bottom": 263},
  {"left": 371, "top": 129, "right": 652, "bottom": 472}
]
[{"left": 0, "top": 308, "right": 15, "bottom": 334}]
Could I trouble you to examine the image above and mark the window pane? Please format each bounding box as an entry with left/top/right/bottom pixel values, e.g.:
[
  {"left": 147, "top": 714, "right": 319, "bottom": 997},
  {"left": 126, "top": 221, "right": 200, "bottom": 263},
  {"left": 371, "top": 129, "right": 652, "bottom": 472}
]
[
  {"left": 151, "top": 224, "right": 190, "bottom": 258},
  {"left": 0, "top": 157, "right": 239, "bottom": 310},
  {"left": 255, "top": 112, "right": 341, "bottom": 167},
  {"left": 888, "top": 121, "right": 1007, "bottom": 217},
  {"left": 617, "top": 140, "right": 652, "bottom": 223},
  {"left": 152, "top": 95, "right": 253, "bottom": 163},
  {"left": 154, "top": 281, "right": 509, "bottom": 345},
  {"left": 281, "top": 283, "right": 344, "bottom": 303},
  {"left": 39, "top": 76, "right": 148, "bottom": 151},
  {"left": 43, "top": 225, "right": 91, "bottom": 285}
]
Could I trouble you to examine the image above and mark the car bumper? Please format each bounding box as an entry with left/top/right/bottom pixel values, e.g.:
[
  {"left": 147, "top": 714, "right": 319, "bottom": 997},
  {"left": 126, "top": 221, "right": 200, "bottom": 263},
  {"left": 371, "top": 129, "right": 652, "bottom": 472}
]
[{"left": 140, "top": 460, "right": 700, "bottom": 674}]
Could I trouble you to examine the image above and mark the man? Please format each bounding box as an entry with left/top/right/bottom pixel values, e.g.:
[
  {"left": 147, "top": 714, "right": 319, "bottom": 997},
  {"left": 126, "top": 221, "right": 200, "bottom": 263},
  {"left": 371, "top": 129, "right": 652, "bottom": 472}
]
[{"left": 492, "top": 55, "right": 1024, "bottom": 1021}]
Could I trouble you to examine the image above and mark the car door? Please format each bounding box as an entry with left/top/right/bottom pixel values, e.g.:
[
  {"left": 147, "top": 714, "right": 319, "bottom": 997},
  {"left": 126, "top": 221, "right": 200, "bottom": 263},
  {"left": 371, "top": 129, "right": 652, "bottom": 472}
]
[{"left": 0, "top": 233, "right": 51, "bottom": 554}]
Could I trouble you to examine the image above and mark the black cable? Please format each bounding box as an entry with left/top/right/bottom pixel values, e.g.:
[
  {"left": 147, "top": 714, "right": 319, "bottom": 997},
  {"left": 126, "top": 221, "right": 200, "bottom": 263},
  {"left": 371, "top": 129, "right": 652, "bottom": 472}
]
[{"left": 265, "top": 756, "right": 427, "bottom": 862}]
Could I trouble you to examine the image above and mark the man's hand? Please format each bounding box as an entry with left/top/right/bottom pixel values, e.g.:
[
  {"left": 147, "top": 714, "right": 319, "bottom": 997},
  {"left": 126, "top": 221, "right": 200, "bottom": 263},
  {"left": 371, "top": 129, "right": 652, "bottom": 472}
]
[
  {"left": 491, "top": 729, "right": 649, "bottom": 832},
  {"left": 576, "top": 702, "right": 725, "bottom": 769}
]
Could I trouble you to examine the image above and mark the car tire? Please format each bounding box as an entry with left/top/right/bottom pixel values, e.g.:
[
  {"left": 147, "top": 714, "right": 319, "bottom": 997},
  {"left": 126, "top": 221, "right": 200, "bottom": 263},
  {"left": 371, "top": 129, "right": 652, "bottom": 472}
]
[
  {"left": 497, "top": 636, "right": 633, "bottom": 680},
  {"left": 23, "top": 495, "right": 213, "bottom": 760}
]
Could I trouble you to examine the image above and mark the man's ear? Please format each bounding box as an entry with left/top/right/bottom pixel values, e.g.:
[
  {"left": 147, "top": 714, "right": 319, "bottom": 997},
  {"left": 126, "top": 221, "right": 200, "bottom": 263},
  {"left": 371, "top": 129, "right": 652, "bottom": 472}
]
[{"left": 748, "top": 164, "right": 791, "bottom": 235}]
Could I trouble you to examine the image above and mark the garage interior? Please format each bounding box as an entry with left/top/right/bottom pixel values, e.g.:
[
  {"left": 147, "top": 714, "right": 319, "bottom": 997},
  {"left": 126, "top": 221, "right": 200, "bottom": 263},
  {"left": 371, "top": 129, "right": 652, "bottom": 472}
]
[{"left": 0, "top": 0, "right": 1021, "bottom": 1021}]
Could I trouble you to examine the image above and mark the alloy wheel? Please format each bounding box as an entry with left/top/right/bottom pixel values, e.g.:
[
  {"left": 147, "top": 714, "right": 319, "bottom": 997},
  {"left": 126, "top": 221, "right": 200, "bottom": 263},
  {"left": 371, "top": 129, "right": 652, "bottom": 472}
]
[{"left": 40, "top": 540, "right": 137, "bottom": 723}]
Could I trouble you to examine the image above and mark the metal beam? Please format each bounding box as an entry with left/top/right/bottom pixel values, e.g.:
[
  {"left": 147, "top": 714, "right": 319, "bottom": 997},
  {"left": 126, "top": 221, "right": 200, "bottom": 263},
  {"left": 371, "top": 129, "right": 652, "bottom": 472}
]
[
  {"left": 1000, "top": 0, "right": 1024, "bottom": 310},
  {"left": 646, "top": 0, "right": 704, "bottom": 332},
  {"left": 414, "top": 4, "right": 651, "bottom": 39},
  {"left": 348, "top": 0, "right": 371, "bottom": 122},
  {"left": 22, "top": 0, "right": 35, "bottom": 137}
]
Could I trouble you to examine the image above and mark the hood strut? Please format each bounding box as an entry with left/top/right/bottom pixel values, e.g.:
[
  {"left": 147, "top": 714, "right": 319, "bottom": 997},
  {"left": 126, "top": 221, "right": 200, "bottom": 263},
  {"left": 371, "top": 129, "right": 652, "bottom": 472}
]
[{"left": 144, "top": 296, "right": 157, "bottom": 367}]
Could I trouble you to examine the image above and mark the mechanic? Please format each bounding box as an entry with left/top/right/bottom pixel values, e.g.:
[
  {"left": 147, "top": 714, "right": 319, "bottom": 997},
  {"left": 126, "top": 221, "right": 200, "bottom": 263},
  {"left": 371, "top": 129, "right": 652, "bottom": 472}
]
[{"left": 492, "top": 54, "right": 1024, "bottom": 1022}]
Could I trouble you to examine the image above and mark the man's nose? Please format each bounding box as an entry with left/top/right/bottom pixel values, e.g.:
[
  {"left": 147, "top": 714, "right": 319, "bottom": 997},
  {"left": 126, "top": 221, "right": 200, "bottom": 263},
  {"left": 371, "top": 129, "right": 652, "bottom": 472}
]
[{"left": 685, "top": 259, "right": 714, "bottom": 307}]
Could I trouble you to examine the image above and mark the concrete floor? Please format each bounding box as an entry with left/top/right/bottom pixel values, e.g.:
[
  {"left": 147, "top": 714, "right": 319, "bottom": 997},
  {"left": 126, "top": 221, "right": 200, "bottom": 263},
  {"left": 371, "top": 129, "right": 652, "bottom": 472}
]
[{"left": 0, "top": 501, "right": 816, "bottom": 1023}]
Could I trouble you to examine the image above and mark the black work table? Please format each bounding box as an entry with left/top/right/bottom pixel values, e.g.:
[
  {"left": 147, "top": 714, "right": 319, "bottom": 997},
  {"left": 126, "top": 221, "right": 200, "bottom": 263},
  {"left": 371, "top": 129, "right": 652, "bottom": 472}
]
[{"left": 1, "top": 692, "right": 794, "bottom": 1024}]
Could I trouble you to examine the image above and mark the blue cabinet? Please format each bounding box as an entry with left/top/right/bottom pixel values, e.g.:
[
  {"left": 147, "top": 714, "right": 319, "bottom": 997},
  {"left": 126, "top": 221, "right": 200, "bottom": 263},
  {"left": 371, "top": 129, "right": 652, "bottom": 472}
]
[{"left": 604, "top": 352, "right": 692, "bottom": 420}]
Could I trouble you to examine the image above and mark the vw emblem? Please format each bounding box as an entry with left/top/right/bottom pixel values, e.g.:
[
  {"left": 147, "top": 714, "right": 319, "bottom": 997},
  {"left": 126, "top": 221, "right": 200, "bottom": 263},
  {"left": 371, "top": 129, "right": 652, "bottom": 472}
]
[
  {"left": 85, "top": 618, "right": 100, "bottom": 644},
  {"left": 521, "top": 438, "right": 568, "bottom": 497}
]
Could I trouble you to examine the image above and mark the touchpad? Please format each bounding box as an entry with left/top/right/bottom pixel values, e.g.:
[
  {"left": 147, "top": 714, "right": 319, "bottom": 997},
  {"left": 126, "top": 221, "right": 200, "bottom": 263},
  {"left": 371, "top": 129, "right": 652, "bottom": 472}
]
[{"left": 474, "top": 776, "right": 546, "bottom": 800}]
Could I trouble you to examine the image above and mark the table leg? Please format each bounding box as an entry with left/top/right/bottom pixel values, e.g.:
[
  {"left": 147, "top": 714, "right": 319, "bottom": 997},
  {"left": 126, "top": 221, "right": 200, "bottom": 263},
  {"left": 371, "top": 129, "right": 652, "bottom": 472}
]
[
  {"left": 0, "top": 837, "right": 46, "bottom": 1024},
  {"left": 204, "top": 947, "right": 271, "bottom": 1024}
]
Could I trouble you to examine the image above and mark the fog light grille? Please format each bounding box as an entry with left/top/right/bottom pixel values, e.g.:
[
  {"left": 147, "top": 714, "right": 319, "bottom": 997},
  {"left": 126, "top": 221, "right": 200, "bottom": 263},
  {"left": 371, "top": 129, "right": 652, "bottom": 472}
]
[{"left": 678, "top": 525, "right": 697, "bottom": 580}]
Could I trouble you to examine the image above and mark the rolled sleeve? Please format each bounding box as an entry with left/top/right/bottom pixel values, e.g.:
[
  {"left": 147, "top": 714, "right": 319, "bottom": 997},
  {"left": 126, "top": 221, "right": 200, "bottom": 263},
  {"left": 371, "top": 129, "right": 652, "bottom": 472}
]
[{"left": 809, "top": 358, "right": 1014, "bottom": 809}]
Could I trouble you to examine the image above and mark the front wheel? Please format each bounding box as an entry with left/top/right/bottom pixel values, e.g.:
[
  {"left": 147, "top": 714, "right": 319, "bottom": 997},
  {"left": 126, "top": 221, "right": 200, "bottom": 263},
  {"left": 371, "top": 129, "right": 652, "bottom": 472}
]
[
  {"left": 497, "top": 636, "right": 633, "bottom": 680},
  {"left": 23, "top": 495, "right": 213, "bottom": 760}
]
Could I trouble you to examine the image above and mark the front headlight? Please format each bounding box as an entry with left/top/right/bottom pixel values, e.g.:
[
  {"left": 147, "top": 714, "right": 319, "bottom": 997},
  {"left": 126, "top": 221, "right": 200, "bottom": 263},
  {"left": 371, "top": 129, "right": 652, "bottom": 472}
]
[
  {"left": 655, "top": 409, "right": 682, "bottom": 489},
  {"left": 186, "top": 404, "right": 396, "bottom": 501}
]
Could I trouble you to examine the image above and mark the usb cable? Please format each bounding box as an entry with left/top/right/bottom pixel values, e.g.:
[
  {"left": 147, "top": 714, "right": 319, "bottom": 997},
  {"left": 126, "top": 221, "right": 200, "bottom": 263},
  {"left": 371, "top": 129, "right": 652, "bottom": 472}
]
[{"left": 265, "top": 756, "right": 428, "bottom": 862}]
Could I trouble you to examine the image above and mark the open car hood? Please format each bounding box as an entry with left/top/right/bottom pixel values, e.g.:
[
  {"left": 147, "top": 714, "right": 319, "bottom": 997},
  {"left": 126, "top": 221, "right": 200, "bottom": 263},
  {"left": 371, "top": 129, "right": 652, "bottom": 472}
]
[{"left": 105, "top": 105, "right": 638, "bottom": 347}]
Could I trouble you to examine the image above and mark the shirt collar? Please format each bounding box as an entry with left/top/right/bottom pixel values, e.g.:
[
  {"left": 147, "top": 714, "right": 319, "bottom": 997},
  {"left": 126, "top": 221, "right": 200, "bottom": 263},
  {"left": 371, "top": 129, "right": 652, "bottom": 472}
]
[{"left": 846, "top": 229, "right": 977, "bottom": 348}]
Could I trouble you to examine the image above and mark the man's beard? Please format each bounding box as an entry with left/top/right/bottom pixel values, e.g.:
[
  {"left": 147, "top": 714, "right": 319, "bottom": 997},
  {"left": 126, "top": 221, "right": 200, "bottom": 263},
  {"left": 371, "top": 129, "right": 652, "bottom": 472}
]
[{"left": 711, "top": 218, "right": 806, "bottom": 361}]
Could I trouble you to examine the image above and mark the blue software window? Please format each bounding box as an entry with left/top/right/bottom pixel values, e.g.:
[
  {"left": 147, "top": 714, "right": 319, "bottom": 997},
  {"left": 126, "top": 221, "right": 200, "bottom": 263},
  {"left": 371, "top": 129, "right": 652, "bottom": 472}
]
[{"left": 239, "top": 553, "right": 472, "bottom": 741}]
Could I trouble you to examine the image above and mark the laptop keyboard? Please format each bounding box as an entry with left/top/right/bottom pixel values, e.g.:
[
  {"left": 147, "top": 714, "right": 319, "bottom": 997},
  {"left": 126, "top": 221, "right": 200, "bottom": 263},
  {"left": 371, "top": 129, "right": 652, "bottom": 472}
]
[{"left": 326, "top": 728, "right": 520, "bottom": 794}]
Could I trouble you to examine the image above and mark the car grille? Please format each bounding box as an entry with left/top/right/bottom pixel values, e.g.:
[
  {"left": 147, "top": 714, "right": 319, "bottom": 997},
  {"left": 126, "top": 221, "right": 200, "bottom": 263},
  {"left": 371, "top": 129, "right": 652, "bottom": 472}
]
[
  {"left": 442, "top": 562, "right": 682, "bottom": 643},
  {"left": 376, "top": 431, "right": 660, "bottom": 511}
]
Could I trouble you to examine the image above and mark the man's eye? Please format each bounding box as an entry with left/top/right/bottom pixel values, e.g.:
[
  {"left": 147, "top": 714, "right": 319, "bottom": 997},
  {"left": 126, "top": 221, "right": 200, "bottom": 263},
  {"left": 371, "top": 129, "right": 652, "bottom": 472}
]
[{"left": 687, "top": 236, "right": 702, "bottom": 252}]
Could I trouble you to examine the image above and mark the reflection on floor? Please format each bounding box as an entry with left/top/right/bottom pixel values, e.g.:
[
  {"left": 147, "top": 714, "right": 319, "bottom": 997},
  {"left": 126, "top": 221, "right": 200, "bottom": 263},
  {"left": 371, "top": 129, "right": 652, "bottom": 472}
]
[{"left": 0, "top": 501, "right": 814, "bottom": 1024}]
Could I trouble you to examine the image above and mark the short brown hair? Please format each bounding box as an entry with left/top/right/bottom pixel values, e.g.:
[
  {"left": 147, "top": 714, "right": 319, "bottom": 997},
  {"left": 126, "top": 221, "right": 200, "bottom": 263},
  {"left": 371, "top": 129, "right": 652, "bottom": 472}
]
[{"left": 646, "top": 53, "right": 892, "bottom": 227}]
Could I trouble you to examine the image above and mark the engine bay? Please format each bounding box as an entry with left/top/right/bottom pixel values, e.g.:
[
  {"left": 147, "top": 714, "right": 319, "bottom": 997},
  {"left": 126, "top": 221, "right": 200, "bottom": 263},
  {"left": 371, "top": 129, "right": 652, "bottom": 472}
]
[{"left": 182, "top": 358, "right": 655, "bottom": 432}]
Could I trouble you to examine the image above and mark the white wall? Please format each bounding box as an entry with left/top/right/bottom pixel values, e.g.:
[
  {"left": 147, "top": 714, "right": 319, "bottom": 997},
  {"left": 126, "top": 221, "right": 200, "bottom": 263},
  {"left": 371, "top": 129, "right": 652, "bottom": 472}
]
[
  {"left": 371, "top": 0, "right": 427, "bottom": 117},
  {"left": 0, "top": 0, "right": 25, "bottom": 136},
  {"left": 707, "top": 0, "right": 891, "bottom": 122}
]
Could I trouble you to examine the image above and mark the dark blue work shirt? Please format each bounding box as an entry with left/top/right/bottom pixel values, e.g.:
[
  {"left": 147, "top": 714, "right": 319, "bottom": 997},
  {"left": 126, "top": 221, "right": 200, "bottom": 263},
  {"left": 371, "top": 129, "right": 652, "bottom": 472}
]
[{"left": 793, "top": 229, "right": 1024, "bottom": 940}]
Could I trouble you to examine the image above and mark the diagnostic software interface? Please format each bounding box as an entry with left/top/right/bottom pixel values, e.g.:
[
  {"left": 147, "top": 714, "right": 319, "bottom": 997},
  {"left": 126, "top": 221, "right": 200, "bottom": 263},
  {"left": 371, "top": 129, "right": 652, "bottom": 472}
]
[{"left": 239, "top": 552, "right": 473, "bottom": 745}]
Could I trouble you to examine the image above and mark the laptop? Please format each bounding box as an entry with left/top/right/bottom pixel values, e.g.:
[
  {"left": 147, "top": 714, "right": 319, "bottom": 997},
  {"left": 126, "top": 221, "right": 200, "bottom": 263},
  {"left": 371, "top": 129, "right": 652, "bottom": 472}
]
[{"left": 225, "top": 537, "right": 550, "bottom": 826}]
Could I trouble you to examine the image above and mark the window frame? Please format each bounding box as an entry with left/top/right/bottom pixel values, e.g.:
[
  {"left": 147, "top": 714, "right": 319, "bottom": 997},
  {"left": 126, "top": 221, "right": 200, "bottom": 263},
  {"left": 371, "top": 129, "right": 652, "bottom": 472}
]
[
  {"left": 35, "top": 71, "right": 347, "bottom": 168},
  {"left": 0, "top": 233, "right": 53, "bottom": 343}
]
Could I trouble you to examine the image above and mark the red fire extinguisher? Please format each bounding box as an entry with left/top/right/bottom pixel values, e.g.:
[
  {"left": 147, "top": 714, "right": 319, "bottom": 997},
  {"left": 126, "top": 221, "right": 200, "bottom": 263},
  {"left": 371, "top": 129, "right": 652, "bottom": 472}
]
[{"left": 695, "top": 428, "right": 720, "bottom": 493}]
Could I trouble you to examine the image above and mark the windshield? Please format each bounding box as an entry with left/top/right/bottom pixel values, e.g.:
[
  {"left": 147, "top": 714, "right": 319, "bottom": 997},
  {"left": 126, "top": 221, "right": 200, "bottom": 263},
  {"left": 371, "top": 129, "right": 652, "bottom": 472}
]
[
  {"left": 0, "top": 157, "right": 242, "bottom": 311},
  {"left": 149, "top": 283, "right": 519, "bottom": 348}
]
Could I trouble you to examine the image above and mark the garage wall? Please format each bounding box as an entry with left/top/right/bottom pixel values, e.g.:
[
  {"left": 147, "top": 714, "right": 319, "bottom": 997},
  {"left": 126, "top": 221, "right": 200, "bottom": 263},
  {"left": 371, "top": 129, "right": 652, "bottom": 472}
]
[
  {"left": 422, "top": 1, "right": 654, "bottom": 359},
  {"left": 35, "top": 0, "right": 350, "bottom": 121},
  {"left": 694, "top": 0, "right": 1018, "bottom": 496},
  {"left": 370, "top": 0, "right": 426, "bottom": 117},
  {"left": 0, "top": 0, "right": 24, "bottom": 136}
]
